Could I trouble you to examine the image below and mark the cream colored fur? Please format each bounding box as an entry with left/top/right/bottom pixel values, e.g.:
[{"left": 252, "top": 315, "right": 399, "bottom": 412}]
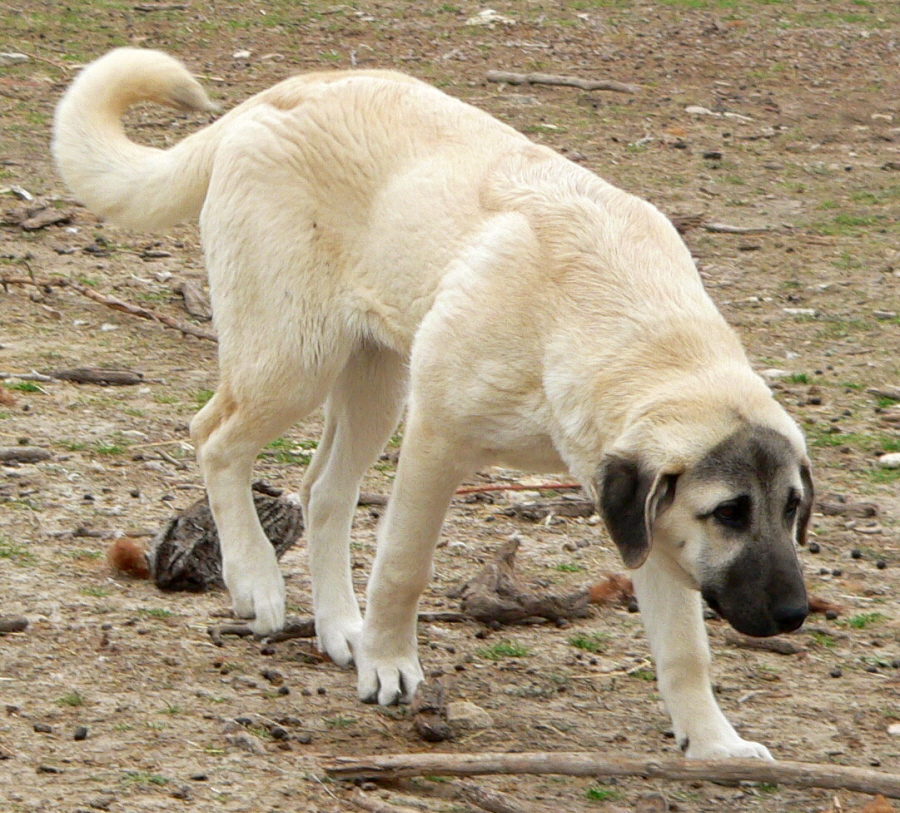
[{"left": 53, "top": 48, "right": 811, "bottom": 760}]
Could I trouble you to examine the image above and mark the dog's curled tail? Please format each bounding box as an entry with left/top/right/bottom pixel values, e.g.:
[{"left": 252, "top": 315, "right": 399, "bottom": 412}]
[{"left": 52, "top": 48, "right": 219, "bottom": 231}]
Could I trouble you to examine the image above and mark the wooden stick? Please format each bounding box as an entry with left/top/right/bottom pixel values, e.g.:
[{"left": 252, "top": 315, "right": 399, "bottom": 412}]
[
  {"left": 703, "top": 222, "right": 772, "bottom": 235},
  {"left": 322, "top": 752, "right": 900, "bottom": 799},
  {"left": 0, "top": 275, "right": 217, "bottom": 342},
  {"left": 486, "top": 71, "right": 640, "bottom": 94},
  {"left": 455, "top": 482, "right": 581, "bottom": 495}
]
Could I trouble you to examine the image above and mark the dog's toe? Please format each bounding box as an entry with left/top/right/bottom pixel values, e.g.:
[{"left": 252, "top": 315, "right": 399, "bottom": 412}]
[
  {"left": 317, "top": 628, "right": 359, "bottom": 669},
  {"left": 357, "top": 661, "right": 421, "bottom": 706},
  {"left": 686, "top": 737, "right": 774, "bottom": 761}
]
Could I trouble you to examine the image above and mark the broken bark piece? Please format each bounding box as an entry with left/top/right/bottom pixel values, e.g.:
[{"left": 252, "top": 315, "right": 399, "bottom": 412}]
[
  {"left": 174, "top": 279, "right": 212, "bottom": 320},
  {"left": 0, "top": 447, "right": 51, "bottom": 463},
  {"left": 358, "top": 492, "right": 389, "bottom": 506},
  {"left": 452, "top": 781, "right": 527, "bottom": 813},
  {"left": 410, "top": 681, "right": 452, "bottom": 743},
  {"left": 0, "top": 616, "right": 29, "bottom": 634},
  {"left": 669, "top": 213, "right": 704, "bottom": 235},
  {"left": 147, "top": 484, "right": 303, "bottom": 591},
  {"left": 724, "top": 632, "right": 803, "bottom": 656},
  {"left": 450, "top": 536, "right": 593, "bottom": 624},
  {"left": 817, "top": 501, "right": 878, "bottom": 518},
  {"left": 50, "top": 367, "right": 143, "bottom": 386},
  {"left": 20, "top": 208, "right": 71, "bottom": 231}
]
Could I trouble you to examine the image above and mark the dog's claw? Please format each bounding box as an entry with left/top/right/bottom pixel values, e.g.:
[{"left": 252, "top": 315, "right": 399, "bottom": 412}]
[{"left": 356, "top": 656, "right": 422, "bottom": 707}]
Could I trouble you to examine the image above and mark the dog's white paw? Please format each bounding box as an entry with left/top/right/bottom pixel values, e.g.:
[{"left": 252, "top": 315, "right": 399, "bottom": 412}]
[
  {"left": 685, "top": 736, "right": 773, "bottom": 761},
  {"left": 223, "top": 557, "right": 286, "bottom": 636},
  {"left": 356, "top": 644, "right": 423, "bottom": 706},
  {"left": 315, "top": 613, "right": 362, "bottom": 669}
]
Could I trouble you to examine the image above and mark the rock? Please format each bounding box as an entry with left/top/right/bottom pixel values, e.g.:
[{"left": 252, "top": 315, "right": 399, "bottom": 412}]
[
  {"left": 888, "top": 723, "right": 900, "bottom": 737},
  {"left": 446, "top": 701, "right": 493, "bottom": 732},
  {"left": 877, "top": 453, "right": 900, "bottom": 469},
  {"left": 226, "top": 732, "right": 266, "bottom": 755},
  {"left": 636, "top": 794, "right": 669, "bottom": 813}
]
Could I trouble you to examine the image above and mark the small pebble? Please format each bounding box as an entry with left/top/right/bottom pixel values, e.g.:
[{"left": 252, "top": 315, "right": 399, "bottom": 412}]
[
  {"left": 189, "top": 773, "right": 208, "bottom": 782},
  {"left": 33, "top": 722, "right": 52, "bottom": 734},
  {"left": 865, "top": 665, "right": 879, "bottom": 674},
  {"left": 808, "top": 541, "right": 821, "bottom": 554},
  {"left": 829, "top": 667, "right": 843, "bottom": 678},
  {"left": 316, "top": 687, "right": 326, "bottom": 696},
  {"left": 832, "top": 569, "right": 843, "bottom": 577},
  {"left": 296, "top": 732, "right": 312, "bottom": 744},
  {"left": 825, "top": 610, "right": 838, "bottom": 621},
  {"left": 851, "top": 548, "right": 863, "bottom": 559},
  {"left": 876, "top": 559, "right": 887, "bottom": 570},
  {"left": 277, "top": 686, "right": 290, "bottom": 696}
]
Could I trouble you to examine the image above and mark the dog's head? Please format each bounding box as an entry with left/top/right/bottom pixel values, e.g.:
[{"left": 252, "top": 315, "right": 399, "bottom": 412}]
[{"left": 597, "top": 424, "right": 812, "bottom": 637}]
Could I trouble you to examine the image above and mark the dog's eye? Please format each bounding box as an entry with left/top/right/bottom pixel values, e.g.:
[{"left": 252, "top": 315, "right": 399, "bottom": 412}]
[{"left": 711, "top": 497, "right": 750, "bottom": 530}]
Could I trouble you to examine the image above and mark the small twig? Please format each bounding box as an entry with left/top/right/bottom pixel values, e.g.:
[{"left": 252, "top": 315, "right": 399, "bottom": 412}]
[
  {"left": 456, "top": 482, "right": 581, "bottom": 495},
  {"left": 0, "top": 275, "right": 218, "bottom": 342},
  {"left": 703, "top": 222, "right": 772, "bottom": 235},
  {"left": 322, "top": 752, "right": 900, "bottom": 798},
  {"left": 486, "top": 70, "right": 640, "bottom": 94},
  {"left": 210, "top": 612, "right": 469, "bottom": 645},
  {"left": 133, "top": 2, "right": 191, "bottom": 10},
  {"left": 0, "top": 371, "right": 54, "bottom": 382}
]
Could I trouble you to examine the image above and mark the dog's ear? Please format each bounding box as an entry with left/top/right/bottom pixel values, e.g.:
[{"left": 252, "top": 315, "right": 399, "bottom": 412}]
[
  {"left": 597, "top": 456, "right": 677, "bottom": 569},
  {"left": 796, "top": 463, "right": 814, "bottom": 548}
]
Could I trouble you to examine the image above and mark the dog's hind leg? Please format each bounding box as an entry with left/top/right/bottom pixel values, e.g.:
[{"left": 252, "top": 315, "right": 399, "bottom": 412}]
[
  {"left": 631, "top": 554, "right": 774, "bottom": 760},
  {"left": 192, "top": 368, "right": 338, "bottom": 636},
  {"left": 299, "top": 345, "right": 408, "bottom": 667},
  {"left": 356, "top": 407, "right": 471, "bottom": 705}
]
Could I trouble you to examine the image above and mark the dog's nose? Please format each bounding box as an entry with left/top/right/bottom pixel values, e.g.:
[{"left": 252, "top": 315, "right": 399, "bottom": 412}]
[{"left": 772, "top": 603, "right": 807, "bottom": 633}]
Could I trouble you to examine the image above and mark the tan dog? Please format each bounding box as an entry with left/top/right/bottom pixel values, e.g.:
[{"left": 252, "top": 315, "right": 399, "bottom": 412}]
[{"left": 53, "top": 49, "right": 813, "bottom": 760}]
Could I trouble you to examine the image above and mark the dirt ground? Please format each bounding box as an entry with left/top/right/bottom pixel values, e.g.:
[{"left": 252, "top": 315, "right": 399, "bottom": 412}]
[{"left": 2, "top": 1, "right": 900, "bottom": 811}]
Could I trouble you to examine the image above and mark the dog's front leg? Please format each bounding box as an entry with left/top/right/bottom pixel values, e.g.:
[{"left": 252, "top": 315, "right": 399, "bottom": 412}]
[
  {"left": 357, "top": 421, "right": 468, "bottom": 706},
  {"left": 632, "top": 554, "right": 774, "bottom": 760}
]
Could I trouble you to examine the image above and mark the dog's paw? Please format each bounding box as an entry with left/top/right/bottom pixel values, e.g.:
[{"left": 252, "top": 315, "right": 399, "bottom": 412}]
[
  {"left": 356, "top": 649, "right": 423, "bottom": 706},
  {"left": 224, "top": 558, "right": 286, "bottom": 636},
  {"left": 685, "top": 736, "right": 773, "bottom": 761},
  {"left": 315, "top": 614, "right": 362, "bottom": 669}
]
